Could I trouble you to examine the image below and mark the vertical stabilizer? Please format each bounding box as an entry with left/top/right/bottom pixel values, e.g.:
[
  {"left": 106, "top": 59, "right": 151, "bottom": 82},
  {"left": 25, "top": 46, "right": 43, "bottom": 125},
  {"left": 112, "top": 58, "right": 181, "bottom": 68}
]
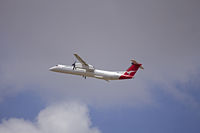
[{"left": 119, "top": 60, "right": 143, "bottom": 79}]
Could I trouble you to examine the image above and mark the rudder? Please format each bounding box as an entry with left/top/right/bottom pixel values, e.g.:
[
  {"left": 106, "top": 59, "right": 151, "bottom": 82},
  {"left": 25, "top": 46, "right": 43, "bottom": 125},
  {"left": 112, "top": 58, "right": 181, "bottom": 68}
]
[{"left": 124, "top": 60, "right": 143, "bottom": 77}]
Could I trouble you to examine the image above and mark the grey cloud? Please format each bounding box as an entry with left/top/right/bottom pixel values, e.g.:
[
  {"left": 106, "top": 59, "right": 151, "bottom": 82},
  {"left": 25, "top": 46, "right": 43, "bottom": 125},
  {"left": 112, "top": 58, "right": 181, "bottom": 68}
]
[{"left": 0, "top": 0, "right": 200, "bottom": 107}]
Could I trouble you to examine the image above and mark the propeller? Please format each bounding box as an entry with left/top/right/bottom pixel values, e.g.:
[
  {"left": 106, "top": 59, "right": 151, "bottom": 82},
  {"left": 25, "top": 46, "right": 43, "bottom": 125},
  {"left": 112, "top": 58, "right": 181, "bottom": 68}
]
[{"left": 72, "top": 61, "right": 76, "bottom": 70}]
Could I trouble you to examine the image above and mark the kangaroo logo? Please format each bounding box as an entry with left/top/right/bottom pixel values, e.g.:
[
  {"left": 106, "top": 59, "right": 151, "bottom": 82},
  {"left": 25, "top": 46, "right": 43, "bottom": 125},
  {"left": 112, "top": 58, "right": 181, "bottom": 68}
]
[{"left": 126, "top": 70, "right": 135, "bottom": 75}]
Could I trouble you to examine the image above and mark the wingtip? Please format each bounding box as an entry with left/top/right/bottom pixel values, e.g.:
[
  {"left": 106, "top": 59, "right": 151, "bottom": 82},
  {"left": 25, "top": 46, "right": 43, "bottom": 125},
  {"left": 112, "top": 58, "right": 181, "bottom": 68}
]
[{"left": 74, "top": 53, "right": 78, "bottom": 57}]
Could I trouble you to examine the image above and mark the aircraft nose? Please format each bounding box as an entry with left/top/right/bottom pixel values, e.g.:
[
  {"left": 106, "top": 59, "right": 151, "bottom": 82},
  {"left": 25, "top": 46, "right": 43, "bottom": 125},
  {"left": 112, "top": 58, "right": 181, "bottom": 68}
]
[{"left": 49, "top": 66, "right": 56, "bottom": 71}]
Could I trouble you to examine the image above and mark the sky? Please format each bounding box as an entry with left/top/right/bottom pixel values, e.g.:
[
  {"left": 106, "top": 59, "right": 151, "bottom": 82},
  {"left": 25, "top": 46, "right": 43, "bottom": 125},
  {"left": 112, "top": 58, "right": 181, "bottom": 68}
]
[{"left": 0, "top": 0, "right": 200, "bottom": 133}]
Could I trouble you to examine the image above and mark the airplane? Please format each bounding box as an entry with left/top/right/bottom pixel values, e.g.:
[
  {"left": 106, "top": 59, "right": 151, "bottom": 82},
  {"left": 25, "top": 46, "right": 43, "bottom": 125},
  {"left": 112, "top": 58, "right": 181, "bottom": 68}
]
[{"left": 49, "top": 54, "right": 144, "bottom": 81}]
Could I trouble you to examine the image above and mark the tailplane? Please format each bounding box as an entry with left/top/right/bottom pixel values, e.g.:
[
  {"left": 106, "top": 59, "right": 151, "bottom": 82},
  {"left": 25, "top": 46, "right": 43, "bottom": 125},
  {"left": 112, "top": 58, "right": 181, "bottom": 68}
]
[{"left": 119, "top": 59, "right": 143, "bottom": 79}]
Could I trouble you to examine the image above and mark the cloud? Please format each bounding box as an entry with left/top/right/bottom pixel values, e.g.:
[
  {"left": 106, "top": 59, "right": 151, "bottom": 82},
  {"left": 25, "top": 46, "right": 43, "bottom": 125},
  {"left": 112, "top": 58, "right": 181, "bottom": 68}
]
[
  {"left": 0, "top": 102, "right": 100, "bottom": 133},
  {"left": 0, "top": 0, "right": 200, "bottom": 107}
]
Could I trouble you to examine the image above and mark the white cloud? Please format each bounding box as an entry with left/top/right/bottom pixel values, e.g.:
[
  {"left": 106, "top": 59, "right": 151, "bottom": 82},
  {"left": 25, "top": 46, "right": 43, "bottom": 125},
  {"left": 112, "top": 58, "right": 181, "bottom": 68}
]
[{"left": 0, "top": 102, "right": 100, "bottom": 133}]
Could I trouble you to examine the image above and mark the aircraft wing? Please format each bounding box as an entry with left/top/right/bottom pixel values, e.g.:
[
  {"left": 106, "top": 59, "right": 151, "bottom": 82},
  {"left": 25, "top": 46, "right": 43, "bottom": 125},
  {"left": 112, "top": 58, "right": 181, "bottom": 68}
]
[{"left": 74, "top": 54, "right": 88, "bottom": 66}]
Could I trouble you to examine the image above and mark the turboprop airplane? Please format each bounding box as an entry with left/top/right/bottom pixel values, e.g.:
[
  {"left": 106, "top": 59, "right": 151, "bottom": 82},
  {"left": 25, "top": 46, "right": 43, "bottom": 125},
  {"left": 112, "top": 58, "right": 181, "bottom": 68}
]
[{"left": 49, "top": 54, "right": 144, "bottom": 81}]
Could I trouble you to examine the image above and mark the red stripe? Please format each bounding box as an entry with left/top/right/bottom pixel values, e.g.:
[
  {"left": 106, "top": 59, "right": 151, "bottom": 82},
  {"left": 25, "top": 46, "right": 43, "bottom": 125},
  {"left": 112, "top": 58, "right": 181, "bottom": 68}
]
[{"left": 119, "top": 63, "right": 141, "bottom": 80}]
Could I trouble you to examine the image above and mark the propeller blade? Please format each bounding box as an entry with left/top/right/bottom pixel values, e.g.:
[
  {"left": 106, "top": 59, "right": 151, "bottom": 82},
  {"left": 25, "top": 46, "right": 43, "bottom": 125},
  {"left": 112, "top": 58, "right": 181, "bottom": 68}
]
[
  {"left": 72, "top": 61, "right": 76, "bottom": 70},
  {"left": 72, "top": 61, "right": 76, "bottom": 66}
]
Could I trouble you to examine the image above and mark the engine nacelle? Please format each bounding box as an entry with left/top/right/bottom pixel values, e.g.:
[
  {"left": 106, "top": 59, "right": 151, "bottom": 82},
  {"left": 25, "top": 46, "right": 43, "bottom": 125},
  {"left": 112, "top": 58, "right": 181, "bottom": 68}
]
[{"left": 75, "top": 63, "right": 95, "bottom": 71}]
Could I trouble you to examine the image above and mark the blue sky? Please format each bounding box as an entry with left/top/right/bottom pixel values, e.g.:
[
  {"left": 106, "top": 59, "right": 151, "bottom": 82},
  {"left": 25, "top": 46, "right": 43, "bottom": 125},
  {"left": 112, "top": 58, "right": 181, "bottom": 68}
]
[
  {"left": 0, "top": 0, "right": 200, "bottom": 133},
  {"left": 1, "top": 84, "right": 200, "bottom": 133}
]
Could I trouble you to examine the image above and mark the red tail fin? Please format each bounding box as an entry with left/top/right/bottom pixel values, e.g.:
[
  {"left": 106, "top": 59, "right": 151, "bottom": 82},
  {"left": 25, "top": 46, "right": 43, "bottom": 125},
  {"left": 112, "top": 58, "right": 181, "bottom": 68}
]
[{"left": 119, "top": 60, "right": 143, "bottom": 79}]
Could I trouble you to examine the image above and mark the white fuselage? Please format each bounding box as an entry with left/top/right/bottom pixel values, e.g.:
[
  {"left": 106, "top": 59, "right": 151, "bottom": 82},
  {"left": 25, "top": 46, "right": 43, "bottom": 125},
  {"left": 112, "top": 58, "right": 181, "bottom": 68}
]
[{"left": 49, "top": 64, "right": 124, "bottom": 80}]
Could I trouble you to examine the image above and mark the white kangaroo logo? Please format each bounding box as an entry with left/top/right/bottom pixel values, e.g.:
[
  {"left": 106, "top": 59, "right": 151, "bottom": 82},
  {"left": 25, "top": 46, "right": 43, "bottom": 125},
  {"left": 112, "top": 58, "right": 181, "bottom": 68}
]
[{"left": 127, "top": 70, "right": 135, "bottom": 75}]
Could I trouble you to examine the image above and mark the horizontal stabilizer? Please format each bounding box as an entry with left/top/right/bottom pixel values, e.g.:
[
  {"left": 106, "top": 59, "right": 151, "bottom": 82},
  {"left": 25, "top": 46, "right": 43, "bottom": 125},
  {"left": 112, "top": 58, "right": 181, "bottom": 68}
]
[{"left": 131, "top": 59, "right": 144, "bottom": 69}]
